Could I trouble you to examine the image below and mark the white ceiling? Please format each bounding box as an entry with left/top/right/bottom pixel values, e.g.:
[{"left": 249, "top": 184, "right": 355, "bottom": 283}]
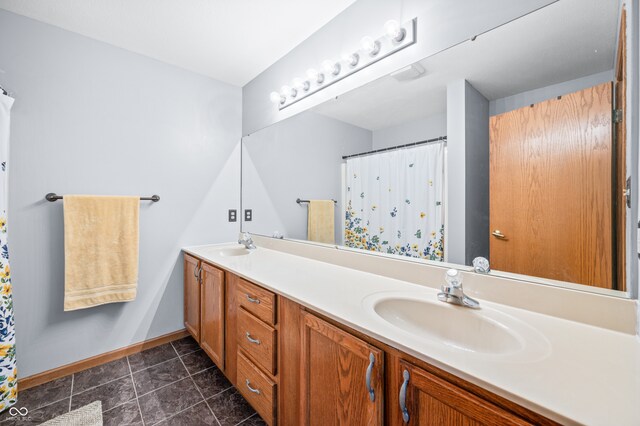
[
  {"left": 0, "top": 0, "right": 357, "bottom": 87},
  {"left": 313, "top": 0, "right": 619, "bottom": 130}
]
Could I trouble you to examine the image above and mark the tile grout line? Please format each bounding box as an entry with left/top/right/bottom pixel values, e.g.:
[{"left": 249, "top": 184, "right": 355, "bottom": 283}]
[
  {"left": 72, "top": 341, "right": 192, "bottom": 395},
  {"left": 135, "top": 374, "right": 192, "bottom": 399},
  {"left": 148, "top": 400, "right": 212, "bottom": 426},
  {"left": 73, "top": 349, "right": 183, "bottom": 398},
  {"left": 126, "top": 355, "right": 146, "bottom": 426},
  {"left": 68, "top": 374, "right": 74, "bottom": 412},
  {"left": 236, "top": 412, "right": 259, "bottom": 426},
  {"left": 72, "top": 372, "right": 131, "bottom": 396},
  {"left": 171, "top": 341, "right": 222, "bottom": 426},
  {"left": 98, "top": 396, "right": 138, "bottom": 414}
]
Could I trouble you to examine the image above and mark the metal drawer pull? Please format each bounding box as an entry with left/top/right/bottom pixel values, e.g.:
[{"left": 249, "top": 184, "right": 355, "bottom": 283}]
[
  {"left": 246, "top": 295, "right": 261, "bottom": 304},
  {"left": 245, "top": 332, "right": 261, "bottom": 345},
  {"left": 400, "top": 369, "right": 410, "bottom": 423},
  {"left": 198, "top": 267, "right": 203, "bottom": 282},
  {"left": 193, "top": 264, "right": 198, "bottom": 278},
  {"left": 245, "top": 379, "right": 261, "bottom": 395},
  {"left": 365, "top": 353, "right": 375, "bottom": 402}
]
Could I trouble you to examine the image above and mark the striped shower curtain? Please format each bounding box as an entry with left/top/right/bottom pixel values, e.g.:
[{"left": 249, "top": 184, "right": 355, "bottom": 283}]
[{"left": 0, "top": 93, "right": 16, "bottom": 411}]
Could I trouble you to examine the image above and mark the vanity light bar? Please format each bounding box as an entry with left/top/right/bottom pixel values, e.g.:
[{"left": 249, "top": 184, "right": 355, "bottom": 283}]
[{"left": 271, "top": 18, "right": 417, "bottom": 110}]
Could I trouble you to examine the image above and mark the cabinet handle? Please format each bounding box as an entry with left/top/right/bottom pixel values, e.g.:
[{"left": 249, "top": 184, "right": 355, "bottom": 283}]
[
  {"left": 365, "top": 353, "right": 375, "bottom": 402},
  {"left": 198, "top": 267, "right": 203, "bottom": 283},
  {"left": 245, "top": 332, "right": 261, "bottom": 345},
  {"left": 246, "top": 294, "right": 261, "bottom": 304},
  {"left": 193, "top": 264, "right": 198, "bottom": 278},
  {"left": 245, "top": 379, "right": 261, "bottom": 395},
  {"left": 400, "top": 369, "right": 410, "bottom": 423}
]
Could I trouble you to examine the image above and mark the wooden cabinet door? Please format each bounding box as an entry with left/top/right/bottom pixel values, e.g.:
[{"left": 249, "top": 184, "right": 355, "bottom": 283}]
[
  {"left": 184, "top": 254, "right": 201, "bottom": 342},
  {"left": 200, "top": 262, "right": 225, "bottom": 369},
  {"left": 300, "top": 312, "right": 384, "bottom": 425},
  {"left": 397, "top": 361, "right": 531, "bottom": 426}
]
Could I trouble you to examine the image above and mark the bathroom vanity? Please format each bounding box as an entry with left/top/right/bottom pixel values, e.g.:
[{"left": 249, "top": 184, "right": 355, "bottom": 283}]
[{"left": 182, "top": 243, "right": 640, "bottom": 426}]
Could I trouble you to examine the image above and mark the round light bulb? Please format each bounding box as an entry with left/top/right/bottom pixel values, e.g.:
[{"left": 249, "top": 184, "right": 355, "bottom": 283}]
[
  {"left": 306, "top": 68, "right": 324, "bottom": 84},
  {"left": 384, "top": 20, "right": 406, "bottom": 42},
  {"left": 293, "top": 78, "right": 310, "bottom": 92},
  {"left": 342, "top": 52, "right": 359, "bottom": 67},
  {"left": 281, "top": 85, "right": 297, "bottom": 98},
  {"left": 322, "top": 60, "right": 341, "bottom": 76},
  {"left": 270, "top": 91, "right": 283, "bottom": 104},
  {"left": 361, "top": 36, "right": 381, "bottom": 56}
]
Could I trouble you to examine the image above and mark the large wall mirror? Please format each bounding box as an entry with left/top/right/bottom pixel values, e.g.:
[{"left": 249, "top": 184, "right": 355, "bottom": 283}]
[{"left": 242, "top": 0, "right": 636, "bottom": 297}]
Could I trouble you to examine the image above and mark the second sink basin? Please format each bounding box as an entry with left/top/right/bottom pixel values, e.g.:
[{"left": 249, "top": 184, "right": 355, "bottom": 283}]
[
  {"left": 363, "top": 291, "right": 550, "bottom": 361},
  {"left": 219, "top": 247, "right": 252, "bottom": 257}
]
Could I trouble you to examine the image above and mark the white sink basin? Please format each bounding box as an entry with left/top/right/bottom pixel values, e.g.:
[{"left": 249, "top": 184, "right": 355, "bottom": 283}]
[
  {"left": 219, "top": 247, "right": 252, "bottom": 257},
  {"left": 363, "top": 291, "right": 550, "bottom": 361}
]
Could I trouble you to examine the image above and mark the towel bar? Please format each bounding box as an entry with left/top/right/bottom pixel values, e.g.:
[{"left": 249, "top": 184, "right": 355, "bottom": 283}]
[
  {"left": 45, "top": 193, "right": 160, "bottom": 202},
  {"left": 296, "top": 198, "right": 337, "bottom": 204}
]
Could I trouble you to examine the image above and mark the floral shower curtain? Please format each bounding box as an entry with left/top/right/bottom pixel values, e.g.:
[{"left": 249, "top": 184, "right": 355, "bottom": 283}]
[
  {"left": 344, "top": 142, "right": 445, "bottom": 260},
  {"left": 0, "top": 93, "right": 16, "bottom": 411}
]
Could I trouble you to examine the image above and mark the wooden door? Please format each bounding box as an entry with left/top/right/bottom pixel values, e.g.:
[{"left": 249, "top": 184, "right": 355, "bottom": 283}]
[
  {"left": 183, "top": 254, "right": 201, "bottom": 342},
  {"left": 300, "top": 312, "right": 384, "bottom": 425},
  {"left": 614, "top": 7, "right": 627, "bottom": 291},
  {"left": 398, "top": 361, "right": 531, "bottom": 425},
  {"left": 200, "top": 262, "right": 225, "bottom": 369},
  {"left": 489, "top": 82, "right": 613, "bottom": 288}
]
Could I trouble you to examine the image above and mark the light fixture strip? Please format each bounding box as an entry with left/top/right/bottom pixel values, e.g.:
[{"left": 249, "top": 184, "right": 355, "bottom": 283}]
[{"left": 276, "top": 17, "right": 417, "bottom": 110}]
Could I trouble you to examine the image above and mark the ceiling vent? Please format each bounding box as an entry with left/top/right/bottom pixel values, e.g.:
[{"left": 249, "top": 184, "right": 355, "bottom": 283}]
[{"left": 390, "top": 63, "right": 426, "bottom": 82}]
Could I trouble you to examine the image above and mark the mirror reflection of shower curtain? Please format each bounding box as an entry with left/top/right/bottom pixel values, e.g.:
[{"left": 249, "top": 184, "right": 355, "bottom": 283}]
[
  {"left": 0, "top": 93, "right": 16, "bottom": 412},
  {"left": 344, "top": 143, "right": 445, "bottom": 260}
]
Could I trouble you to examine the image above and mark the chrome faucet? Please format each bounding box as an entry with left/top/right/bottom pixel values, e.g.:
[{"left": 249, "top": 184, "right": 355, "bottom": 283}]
[
  {"left": 238, "top": 232, "right": 256, "bottom": 250},
  {"left": 437, "top": 269, "right": 480, "bottom": 308}
]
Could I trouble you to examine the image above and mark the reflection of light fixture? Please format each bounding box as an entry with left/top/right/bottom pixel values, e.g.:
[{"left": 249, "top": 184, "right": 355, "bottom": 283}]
[
  {"left": 342, "top": 53, "right": 359, "bottom": 67},
  {"left": 270, "top": 91, "right": 284, "bottom": 104},
  {"left": 307, "top": 68, "right": 325, "bottom": 84},
  {"left": 361, "top": 36, "right": 381, "bottom": 56},
  {"left": 270, "top": 18, "right": 417, "bottom": 109},
  {"left": 293, "top": 78, "right": 310, "bottom": 92},
  {"left": 322, "top": 60, "right": 341, "bottom": 76},
  {"left": 281, "top": 85, "right": 297, "bottom": 98},
  {"left": 384, "top": 20, "right": 406, "bottom": 42}
]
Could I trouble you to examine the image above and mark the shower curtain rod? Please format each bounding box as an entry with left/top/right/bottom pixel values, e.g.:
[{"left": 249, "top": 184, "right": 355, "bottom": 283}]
[{"left": 342, "top": 135, "right": 447, "bottom": 160}]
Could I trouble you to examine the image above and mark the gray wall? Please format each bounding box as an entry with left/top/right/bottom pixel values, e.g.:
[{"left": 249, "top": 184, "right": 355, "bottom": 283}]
[
  {"left": 372, "top": 113, "right": 447, "bottom": 150},
  {"left": 242, "top": 0, "right": 556, "bottom": 135},
  {"left": 242, "top": 112, "right": 371, "bottom": 243},
  {"left": 0, "top": 10, "right": 242, "bottom": 377},
  {"left": 490, "top": 70, "right": 615, "bottom": 116},
  {"left": 446, "top": 80, "right": 489, "bottom": 265}
]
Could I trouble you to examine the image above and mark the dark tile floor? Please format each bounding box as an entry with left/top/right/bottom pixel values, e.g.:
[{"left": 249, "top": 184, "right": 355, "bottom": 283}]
[{"left": 1, "top": 336, "right": 266, "bottom": 425}]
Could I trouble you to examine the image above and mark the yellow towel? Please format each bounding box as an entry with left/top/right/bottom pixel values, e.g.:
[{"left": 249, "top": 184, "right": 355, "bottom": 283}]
[
  {"left": 63, "top": 195, "right": 139, "bottom": 311},
  {"left": 307, "top": 200, "right": 335, "bottom": 244}
]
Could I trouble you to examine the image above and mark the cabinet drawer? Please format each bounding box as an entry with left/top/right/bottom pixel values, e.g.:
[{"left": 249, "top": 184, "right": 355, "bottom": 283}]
[
  {"left": 237, "top": 351, "right": 276, "bottom": 426},
  {"left": 237, "top": 307, "right": 277, "bottom": 375},
  {"left": 236, "top": 278, "right": 276, "bottom": 325}
]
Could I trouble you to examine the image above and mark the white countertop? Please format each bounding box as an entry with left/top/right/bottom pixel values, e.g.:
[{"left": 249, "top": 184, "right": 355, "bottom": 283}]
[{"left": 183, "top": 243, "right": 640, "bottom": 426}]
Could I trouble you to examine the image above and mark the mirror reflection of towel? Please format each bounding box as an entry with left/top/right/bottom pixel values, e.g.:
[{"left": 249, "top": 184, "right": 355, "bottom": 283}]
[{"left": 307, "top": 200, "right": 335, "bottom": 244}]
